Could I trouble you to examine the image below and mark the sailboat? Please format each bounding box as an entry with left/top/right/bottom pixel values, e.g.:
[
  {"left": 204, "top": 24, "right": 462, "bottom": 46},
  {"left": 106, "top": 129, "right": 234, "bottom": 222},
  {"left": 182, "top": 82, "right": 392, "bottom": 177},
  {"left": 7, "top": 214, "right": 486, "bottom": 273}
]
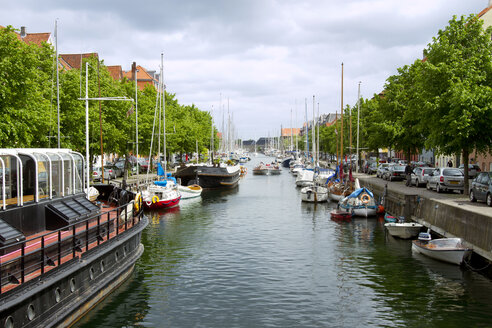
[
  {"left": 142, "top": 54, "right": 181, "bottom": 209},
  {"left": 300, "top": 96, "right": 328, "bottom": 203},
  {"left": 329, "top": 63, "right": 354, "bottom": 201}
]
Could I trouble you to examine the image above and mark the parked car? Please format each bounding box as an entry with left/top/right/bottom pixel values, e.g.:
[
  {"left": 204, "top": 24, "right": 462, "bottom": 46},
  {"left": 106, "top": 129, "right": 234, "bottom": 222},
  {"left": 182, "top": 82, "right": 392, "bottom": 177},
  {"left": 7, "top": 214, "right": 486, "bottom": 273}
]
[
  {"left": 367, "top": 163, "right": 378, "bottom": 175},
  {"left": 469, "top": 172, "right": 492, "bottom": 206},
  {"left": 383, "top": 164, "right": 406, "bottom": 181},
  {"left": 426, "top": 167, "right": 464, "bottom": 193},
  {"left": 106, "top": 165, "right": 123, "bottom": 178},
  {"left": 410, "top": 167, "right": 434, "bottom": 187},
  {"left": 92, "top": 166, "right": 115, "bottom": 181},
  {"left": 115, "top": 160, "right": 126, "bottom": 170},
  {"left": 376, "top": 163, "right": 391, "bottom": 178},
  {"left": 137, "top": 158, "right": 150, "bottom": 173},
  {"left": 458, "top": 164, "right": 481, "bottom": 179}
]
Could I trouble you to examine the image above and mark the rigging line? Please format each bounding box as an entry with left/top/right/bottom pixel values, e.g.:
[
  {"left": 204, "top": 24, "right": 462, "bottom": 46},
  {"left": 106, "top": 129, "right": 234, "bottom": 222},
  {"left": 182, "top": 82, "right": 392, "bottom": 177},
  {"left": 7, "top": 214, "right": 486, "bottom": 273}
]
[{"left": 146, "top": 69, "right": 161, "bottom": 184}]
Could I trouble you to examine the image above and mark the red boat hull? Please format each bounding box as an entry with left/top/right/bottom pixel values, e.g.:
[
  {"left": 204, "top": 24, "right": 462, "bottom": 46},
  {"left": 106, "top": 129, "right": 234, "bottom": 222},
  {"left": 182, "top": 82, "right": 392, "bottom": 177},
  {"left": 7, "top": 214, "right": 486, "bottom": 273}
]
[
  {"left": 143, "top": 196, "right": 181, "bottom": 210},
  {"left": 330, "top": 210, "right": 353, "bottom": 221}
]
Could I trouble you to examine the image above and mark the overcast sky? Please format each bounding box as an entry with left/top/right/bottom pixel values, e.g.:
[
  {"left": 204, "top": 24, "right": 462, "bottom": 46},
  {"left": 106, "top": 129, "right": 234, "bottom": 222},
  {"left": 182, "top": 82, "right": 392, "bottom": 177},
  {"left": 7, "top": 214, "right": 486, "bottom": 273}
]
[{"left": 1, "top": 0, "right": 488, "bottom": 139}]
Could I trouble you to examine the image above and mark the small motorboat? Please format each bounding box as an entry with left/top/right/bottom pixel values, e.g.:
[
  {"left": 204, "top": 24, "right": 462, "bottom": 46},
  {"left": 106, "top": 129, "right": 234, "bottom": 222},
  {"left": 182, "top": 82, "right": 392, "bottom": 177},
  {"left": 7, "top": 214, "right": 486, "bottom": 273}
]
[
  {"left": 301, "top": 185, "right": 328, "bottom": 203},
  {"left": 384, "top": 213, "right": 401, "bottom": 223},
  {"left": 253, "top": 163, "right": 269, "bottom": 175},
  {"left": 385, "top": 222, "right": 423, "bottom": 239},
  {"left": 178, "top": 184, "right": 203, "bottom": 199},
  {"left": 330, "top": 209, "right": 353, "bottom": 221},
  {"left": 268, "top": 163, "right": 281, "bottom": 175},
  {"left": 412, "top": 236, "right": 471, "bottom": 265}
]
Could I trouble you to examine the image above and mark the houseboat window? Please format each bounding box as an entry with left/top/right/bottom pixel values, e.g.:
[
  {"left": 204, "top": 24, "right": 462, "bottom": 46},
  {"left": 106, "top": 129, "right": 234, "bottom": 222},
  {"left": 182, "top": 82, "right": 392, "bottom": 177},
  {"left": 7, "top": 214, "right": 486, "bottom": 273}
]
[
  {"left": 33, "top": 153, "right": 50, "bottom": 200},
  {"left": 72, "top": 153, "right": 84, "bottom": 193},
  {"left": 20, "top": 155, "right": 36, "bottom": 204},
  {"left": 60, "top": 153, "right": 73, "bottom": 195},
  {"left": 1, "top": 156, "right": 17, "bottom": 207},
  {"left": 47, "top": 153, "right": 62, "bottom": 198}
]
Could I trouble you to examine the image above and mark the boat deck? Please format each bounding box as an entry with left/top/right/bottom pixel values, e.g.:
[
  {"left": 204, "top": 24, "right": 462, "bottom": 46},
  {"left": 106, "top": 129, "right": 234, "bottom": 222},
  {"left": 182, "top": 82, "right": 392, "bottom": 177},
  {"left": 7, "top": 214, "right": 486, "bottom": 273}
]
[{"left": 0, "top": 201, "right": 142, "bottom": 294}]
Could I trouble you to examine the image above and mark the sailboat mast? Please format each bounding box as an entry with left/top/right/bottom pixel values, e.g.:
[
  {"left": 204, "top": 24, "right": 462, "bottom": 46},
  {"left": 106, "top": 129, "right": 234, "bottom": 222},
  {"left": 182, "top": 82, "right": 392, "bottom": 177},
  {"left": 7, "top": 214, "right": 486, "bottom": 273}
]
[
  {"left": 340, "top": 63, "right": 344, "bottom": 167},
  {"left": 211, "top": 105, "right": 214, "bottom": 164},
  {"left": 305, "top": 98, "right": 309, "bottom": 159},
  {"left": 135, "top": 65, "right": 139, "bottom": 186},
  {"left": 336, "top": 111, "right": 339, "bottom": 167},
  {"left": 317, "top": 102, "right": 320, "bottom": 165},
  {"left": 312, "top": 95, "right": 315, "bottom": 165},
  {"left": 162, "top": 53, "right": 167, "bottom": 175},
  {"left": 290, "top": 109, "right": 293, "bottom": 152},
  {"left": 356, "top": 81, "right": 361, "bottom": 172}
]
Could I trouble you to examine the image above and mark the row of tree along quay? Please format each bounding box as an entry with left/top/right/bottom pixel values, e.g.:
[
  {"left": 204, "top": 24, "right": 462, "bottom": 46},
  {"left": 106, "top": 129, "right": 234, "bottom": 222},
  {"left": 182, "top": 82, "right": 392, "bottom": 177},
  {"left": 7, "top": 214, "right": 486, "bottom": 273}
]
[
  {"left": 306, "top": 14, "right": 492, "bottom": 195},
  {"left": 0, "top": 25, "right": 219, "bottom": 174}
]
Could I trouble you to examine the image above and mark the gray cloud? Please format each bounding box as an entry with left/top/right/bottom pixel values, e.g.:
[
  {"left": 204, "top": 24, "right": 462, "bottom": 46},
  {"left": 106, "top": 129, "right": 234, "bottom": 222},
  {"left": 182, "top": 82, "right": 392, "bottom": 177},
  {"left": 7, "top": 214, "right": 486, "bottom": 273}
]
[{"left": 0, "top": 0, "right": 487, "bottom": 138}]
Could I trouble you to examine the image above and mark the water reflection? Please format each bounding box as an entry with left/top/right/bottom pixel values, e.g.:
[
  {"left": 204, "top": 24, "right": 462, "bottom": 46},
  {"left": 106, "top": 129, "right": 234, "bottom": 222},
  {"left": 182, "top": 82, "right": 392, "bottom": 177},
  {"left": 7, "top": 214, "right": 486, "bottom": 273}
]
[
  {"left": 80, "top": 155, "right": 492, "bottom": 328},
  {"left": 73, "top": 267, "right": 150, "bottom": 328}
]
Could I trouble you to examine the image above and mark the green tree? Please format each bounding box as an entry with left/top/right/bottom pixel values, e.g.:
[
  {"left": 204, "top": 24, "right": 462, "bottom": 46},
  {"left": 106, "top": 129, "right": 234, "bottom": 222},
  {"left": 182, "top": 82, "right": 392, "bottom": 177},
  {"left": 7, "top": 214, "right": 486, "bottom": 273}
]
[
  {"left": 0, "top": 26, "right": 54, "bottom": 147},
  {"left": 421, "top": 14, "right": 492, "bottom": 193}
]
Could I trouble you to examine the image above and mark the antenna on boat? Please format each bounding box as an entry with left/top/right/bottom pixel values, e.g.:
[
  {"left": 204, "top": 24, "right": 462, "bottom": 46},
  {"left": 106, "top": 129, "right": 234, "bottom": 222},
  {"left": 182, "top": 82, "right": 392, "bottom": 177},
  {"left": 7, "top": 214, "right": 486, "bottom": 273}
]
[
  {"left": 78, "top": 62, "right": 134, "bottom": 198},
  {"left": 55, "top": 19, "right": 60, "bottom": 148}
]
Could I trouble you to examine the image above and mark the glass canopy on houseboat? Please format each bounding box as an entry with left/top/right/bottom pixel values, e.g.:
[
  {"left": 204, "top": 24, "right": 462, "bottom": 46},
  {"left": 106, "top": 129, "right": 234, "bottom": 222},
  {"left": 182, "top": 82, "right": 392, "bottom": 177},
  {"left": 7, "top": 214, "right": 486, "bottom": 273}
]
[{"left": 0, "top": 149, "right": 85, "bottom": 210}]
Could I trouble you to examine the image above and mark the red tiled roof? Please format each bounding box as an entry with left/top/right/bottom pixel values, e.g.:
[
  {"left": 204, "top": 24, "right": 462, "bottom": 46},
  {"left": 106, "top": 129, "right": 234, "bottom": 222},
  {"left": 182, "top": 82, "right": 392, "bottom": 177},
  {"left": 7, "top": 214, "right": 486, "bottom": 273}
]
[
  {"left": 122, "top": 65, "right": 158, "bottom": 90},
  {"left": 23, "top": 33, "right": 51, "bottom": 46},
  {"left": 478, "top": 6, "right": 492, "bottom": 18},
  {"left": 59, "top": 53, "right": 99, "bottom": 70},
  {"left": 281, "top": 128, "right": 301, "bottom": 137},
  {"left": 107, "top": 65, "right": 123, "bottom": 80}
]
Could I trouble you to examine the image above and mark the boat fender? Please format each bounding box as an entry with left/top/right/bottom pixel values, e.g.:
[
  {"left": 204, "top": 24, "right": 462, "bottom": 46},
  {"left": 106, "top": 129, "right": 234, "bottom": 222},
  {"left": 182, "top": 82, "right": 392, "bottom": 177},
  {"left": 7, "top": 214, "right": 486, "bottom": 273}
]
[
  {"left": 361, "top": 194, "right": 370, "bottom": 204},
  {"left": 134, "top": 192, "right": 142, "bottom": 212},
  {"left": 307, "top": 190, "right": 312, "bottom": 200},
  {"left": 152, "top": 195, "right": 159, "bottom": 204}
]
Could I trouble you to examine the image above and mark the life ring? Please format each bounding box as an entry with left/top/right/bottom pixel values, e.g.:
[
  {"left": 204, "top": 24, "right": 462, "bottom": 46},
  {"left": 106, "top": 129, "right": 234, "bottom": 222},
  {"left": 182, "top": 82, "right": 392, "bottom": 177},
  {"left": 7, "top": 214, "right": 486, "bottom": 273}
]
[
  {"left": 361, "top": 194, "right": 370, "bottom": 204},
  {"left": 152, "top": 195, "right": 159, "bottom": 204},
  {"left": 134, "top": 192, "right": 142, "bottom": 212}
]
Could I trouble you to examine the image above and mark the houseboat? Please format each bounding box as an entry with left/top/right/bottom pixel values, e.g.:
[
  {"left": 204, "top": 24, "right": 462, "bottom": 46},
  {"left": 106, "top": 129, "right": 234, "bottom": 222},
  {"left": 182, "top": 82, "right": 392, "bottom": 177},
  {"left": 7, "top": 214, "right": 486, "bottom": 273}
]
[{"left": 0, "top": 148, "right": 147, "bottom": 327}]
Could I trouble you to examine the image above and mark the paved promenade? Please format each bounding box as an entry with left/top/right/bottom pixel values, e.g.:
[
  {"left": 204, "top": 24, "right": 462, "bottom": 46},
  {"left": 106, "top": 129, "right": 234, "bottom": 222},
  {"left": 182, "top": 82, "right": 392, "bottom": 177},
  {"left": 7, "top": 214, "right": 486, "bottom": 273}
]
[{"left": 355, "top": 172, "right": 492, "bottom": 218}]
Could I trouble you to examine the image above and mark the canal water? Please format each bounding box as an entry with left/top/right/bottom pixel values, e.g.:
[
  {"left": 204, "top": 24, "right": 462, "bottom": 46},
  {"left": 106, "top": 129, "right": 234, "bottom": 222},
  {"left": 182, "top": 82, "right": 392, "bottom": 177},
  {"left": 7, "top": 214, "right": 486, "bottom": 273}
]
[{"left": 76, "top": 155, "right": 492, "bottom": 327}]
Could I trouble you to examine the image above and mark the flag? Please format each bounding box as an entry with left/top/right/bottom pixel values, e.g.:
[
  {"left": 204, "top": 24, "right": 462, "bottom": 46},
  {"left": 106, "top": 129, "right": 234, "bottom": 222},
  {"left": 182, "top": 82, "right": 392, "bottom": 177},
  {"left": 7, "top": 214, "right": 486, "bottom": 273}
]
[{"left": 126, "top": 105, "right": 134, "bottom": 117}]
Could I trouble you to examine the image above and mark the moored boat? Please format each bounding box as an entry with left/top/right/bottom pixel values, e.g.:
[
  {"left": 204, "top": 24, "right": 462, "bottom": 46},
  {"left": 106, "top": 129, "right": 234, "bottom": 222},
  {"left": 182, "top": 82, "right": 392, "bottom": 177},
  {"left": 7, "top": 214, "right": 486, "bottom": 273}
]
[
  {"left": 412, "top": 237, "right": 472, "bottom": 265},
  {"left": 0, "top": 148, "right": 147, "bottom": 327},
  {"left": 142, "top": 180, "right": 181, "bottom": 210},
  {"left": 330, "top": 209, "right": 353, "bottom": 221},
  {"left": 338, "top": 187, "right": 377, "bottom": 217},
  {"left": 174, "top": 163, "right": 241, "bottom": 189},
  {"left": 385, "top": 222, "right": 423, "bottom": 239},
  {"left": 267, "top": 163, "right": 281, "bottom": 175},
  {"left": 178, "top": 184, "right": 203, "bottom": 199},
  {"left": 300, "top": 185, "right": 328, "bottom": 203}
]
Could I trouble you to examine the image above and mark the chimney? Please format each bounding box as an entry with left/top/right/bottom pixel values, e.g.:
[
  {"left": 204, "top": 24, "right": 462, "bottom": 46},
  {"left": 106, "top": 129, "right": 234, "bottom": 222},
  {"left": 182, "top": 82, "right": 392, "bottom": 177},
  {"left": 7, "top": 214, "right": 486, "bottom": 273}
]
[
  {"left": 20, "top": 26, "right": 26, "bottom": 38},
  {"left": 131, "top": 62, "right": 136, "bottom": 81}
]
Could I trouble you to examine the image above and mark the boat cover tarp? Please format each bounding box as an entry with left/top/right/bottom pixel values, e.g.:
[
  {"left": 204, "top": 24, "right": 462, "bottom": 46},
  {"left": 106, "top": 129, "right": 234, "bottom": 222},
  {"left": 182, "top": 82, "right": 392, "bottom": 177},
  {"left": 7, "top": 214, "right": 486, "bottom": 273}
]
[
  {"left": 154, "top": 180, "right": 167, "bottom": 187},
  {"left": 157, "top": 163, "right": 165, "bottom": 176},
  {"left": 347, "top": 187, "right": 374, "bottom": 199}
]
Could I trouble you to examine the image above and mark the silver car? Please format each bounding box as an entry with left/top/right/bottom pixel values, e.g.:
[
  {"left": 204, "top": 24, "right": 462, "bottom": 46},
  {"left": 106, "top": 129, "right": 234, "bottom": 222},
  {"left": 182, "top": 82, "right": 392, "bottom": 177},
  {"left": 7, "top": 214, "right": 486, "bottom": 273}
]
[
  {"left": 458, "top": 164, "right": 481, "bottom": 179},
  {"left": 426, "top": 167, "right": 464, "bottom": 193},
  {"left": 410, "top": 167, "right": 434, "bottom": 187},
  {"left": 376, "top": 163, "right": 391, "bottom": 178},
  {"left": 383, "top": 164, "right": 406, "bottom": 181}
]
